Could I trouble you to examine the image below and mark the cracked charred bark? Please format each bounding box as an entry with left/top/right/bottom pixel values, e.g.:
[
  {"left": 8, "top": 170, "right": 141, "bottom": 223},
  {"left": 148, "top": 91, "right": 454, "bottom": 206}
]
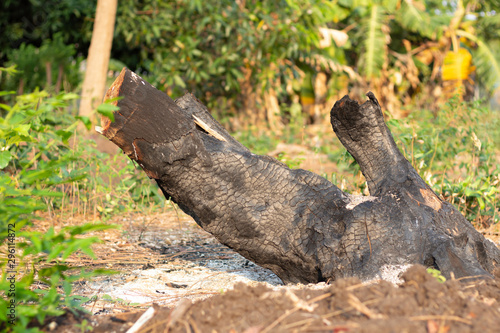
[{"left": 100, "top": 68, "right": 500, "bottom": 284}]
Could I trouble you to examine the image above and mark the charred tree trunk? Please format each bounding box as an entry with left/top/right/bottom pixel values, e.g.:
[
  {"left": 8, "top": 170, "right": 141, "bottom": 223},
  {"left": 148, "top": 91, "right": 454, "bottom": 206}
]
[{"left": 99, "top": 68, "right": 500, "bottom": 284}]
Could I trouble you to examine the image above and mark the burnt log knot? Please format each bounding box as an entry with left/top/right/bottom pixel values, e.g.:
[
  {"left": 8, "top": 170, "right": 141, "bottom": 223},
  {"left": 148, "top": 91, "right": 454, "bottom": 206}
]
[{"left": 99, "top": 68, "right": 500, "bottom": 284}]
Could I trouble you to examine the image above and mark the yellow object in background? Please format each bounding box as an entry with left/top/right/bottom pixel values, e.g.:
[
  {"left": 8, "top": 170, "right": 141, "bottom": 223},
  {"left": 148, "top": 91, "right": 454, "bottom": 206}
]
[
  {"left": 442, "top": 48, "right": 474, "bottom": 81},
  {"left": 300, "top": 72, "right": 315, "bottom": 107}
]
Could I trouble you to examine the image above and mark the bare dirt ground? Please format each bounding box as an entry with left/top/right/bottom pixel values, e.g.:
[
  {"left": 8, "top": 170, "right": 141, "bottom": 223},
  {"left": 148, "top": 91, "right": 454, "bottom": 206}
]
[
  {"left": 30, "top": 139, "right": 500, "bottom": 333},
  {"left": 33, "top": 201, "right": 500, "bottom": 333}
]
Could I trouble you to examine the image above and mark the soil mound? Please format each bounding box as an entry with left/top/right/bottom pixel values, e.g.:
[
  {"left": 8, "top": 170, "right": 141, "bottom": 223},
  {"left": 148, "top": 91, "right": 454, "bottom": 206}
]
[{"left": 47, "top": 265, "right": 500, "bottom": 333}]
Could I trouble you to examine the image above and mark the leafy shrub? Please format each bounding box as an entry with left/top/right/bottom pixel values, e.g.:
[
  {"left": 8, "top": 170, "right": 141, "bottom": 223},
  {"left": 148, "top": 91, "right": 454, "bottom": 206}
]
[
  {"left": 0, "top": 64, "right": 168, "bottom": 330},
  {"left": 4, "top": 34, "right": 81, "bottom": 95},
  {"left": 0, "top": 67, "right": 121, "bottom": 332},
  {"left": 388, "top": 96, "right": 500, "bottom": 225}
]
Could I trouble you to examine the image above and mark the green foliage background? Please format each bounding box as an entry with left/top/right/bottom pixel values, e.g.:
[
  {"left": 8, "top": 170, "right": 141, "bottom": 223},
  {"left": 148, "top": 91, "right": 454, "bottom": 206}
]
[{"left": 2, "top": 0, "right": 500, "bottom": 114}]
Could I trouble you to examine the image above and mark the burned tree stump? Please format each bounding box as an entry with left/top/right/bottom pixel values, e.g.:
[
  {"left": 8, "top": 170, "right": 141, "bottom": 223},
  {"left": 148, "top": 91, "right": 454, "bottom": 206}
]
[{"left": 99, "top": 68, "right": 500, "bottom": 283}]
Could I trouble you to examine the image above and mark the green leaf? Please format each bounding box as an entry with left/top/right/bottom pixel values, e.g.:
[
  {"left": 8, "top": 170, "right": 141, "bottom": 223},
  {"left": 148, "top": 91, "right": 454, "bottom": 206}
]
[
  {"left": 96, "top": 103, "right": 119, "bottom": 122},
  {"left": 0, "top": 65, "right": 20, "bottom": 75},
  {"left": 358, "top": 5, "right": 387, "bottom": 78},
  {"left": 21, "top": 169, "right": 54, "bottom": 185},
  {"left": 31, "top": 190, "right": 64, "bottom": 197},
  {"left": 426, "top": 267, "right": 446, "bottom": 283},
  {"left": 0, "top": 150, "right": 12, "bottom": 169},
  {"left": 61, "top": 93, "right": 80, "bottom": 100},
  {"left": 0, "top": 103, "right": 12, "bottom": 112},
  {"left": 46, "top": 244, "right": 65, "bottom": 261},
  {"left": 63, "top": 281, "right": 72, "bottom": 296},
  {"left": 67, "top": 223, "right": 117, "bottom": 236},
  {"left": 103, "top": 96, "right": 123, "bottom": 104},
  {"left": 477, "top": 196, "right": 485, "bottom": 210},
  {"left": 457, "top": 30, "right": 500, "bottom": 93},
  {"left": 75, "top": 116, "right": 92, "bottom": 130},
  {"left": 7, "top": 134, "right": 36, "bottom": 146},
  {"left": 13, "top": 124, "right": 31, "bottom": 137},
  {"left": 173, "top": 75, "right": 186, "bottom": 88},
  {"left": 55, "top": 129, "right": 73, "bottom": 144},
  {"left": 61, "top": 238, "right": 97, "bottom": 260},
  {"left": 396, "top": 0, "right": 444, "bottom": 38}
]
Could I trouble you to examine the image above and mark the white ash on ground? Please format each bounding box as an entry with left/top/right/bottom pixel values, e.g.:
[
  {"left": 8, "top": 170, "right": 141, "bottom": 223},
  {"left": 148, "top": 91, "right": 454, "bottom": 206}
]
[
  {"left": 72, "top": 211, "right": 284, "bottom": 314},
  {"left": 70, "top": 210, "right": 459, "bottom": 315},
  {"left": 77, "top": 252, "right": 283, "bottom": 312}
]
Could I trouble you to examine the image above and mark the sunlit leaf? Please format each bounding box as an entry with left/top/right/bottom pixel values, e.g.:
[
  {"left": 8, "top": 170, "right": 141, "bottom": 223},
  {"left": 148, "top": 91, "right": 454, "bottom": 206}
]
[
  {"left": 358, "top": 5, "right": 387, "bottom": 78},
  {"left": 61, "top": 93, "right": 79, "bottom": 100},
  {"left": 96, "top": 103, "right": 119, "bottom": 122},
  {"left": 458, "top": 30, "right": 500, "bottom": 92},
  {"left": 173, "top": 75, "right": 186, "bottom": 88},
  {"left": 396, "top": 0, "right": 445, "bottom": 39},
  {"left": 75, "top": 116, "right": 92, "bottom": 130},
  {"left": 0, "top": 150, "right": 12, "bottom": 169},
  {"left": 55, "top": 129, "right": 73, "bottom": 144}
]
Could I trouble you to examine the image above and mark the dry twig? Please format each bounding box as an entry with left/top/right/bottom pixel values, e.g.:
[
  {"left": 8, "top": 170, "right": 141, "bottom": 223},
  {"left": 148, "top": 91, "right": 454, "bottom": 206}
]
[
  {"left": 410, "top": 315, "right": 472, "bottom": 325},
  {"left": 261, "top": 293, "right": 332, "bottom": 333}
]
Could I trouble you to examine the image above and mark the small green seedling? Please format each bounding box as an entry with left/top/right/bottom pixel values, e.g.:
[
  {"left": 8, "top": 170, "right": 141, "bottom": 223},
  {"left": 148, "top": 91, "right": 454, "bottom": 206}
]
[{"left": 427, "top": 268, "right": 446, "bottom": 283}]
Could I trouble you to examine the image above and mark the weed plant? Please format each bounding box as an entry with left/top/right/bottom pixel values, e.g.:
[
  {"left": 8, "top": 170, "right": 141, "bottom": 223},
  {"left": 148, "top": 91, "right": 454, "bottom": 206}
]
[
  {"left": 389, "top": 96, "right": 500, "bottom": 226},
  {"left": 0, "top": 67, "right": 162, "bottom": 332}
]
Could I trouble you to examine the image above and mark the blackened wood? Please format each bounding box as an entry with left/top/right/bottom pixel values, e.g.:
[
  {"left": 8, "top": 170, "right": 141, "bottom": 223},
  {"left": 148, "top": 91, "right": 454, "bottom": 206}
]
[{"left": 100, "top": 68, "right": 500, "bottom": 283}]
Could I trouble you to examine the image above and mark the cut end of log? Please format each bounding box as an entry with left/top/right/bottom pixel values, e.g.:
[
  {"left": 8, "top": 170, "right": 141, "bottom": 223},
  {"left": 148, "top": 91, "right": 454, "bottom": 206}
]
[
  {"left": 101, "top": 67, "right": 127, "bottom": 136},
  {"left": 104, "top": 67, "right": 127, "bottom": 101}
]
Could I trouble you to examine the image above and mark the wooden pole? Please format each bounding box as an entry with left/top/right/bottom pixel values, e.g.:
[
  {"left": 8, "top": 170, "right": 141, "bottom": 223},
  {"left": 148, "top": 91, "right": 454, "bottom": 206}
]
[{"left": 79, "top": 0, "right": 118, "bottom": 127}]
